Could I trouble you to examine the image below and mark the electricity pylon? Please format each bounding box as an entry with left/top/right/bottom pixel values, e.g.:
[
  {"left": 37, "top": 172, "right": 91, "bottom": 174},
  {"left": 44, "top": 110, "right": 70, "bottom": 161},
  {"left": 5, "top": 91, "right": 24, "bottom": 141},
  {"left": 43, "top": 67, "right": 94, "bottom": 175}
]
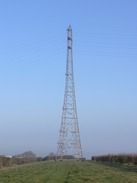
[{"left": 57, "top": 25, "right": 83, "bottom": 159}]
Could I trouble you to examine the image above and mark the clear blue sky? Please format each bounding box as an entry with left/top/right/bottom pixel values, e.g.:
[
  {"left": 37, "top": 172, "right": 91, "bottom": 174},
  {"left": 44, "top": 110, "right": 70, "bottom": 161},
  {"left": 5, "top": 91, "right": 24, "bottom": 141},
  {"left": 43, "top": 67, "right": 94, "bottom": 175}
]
[{"left": 0, "top": 0, "right": 137, "bottom": 158}]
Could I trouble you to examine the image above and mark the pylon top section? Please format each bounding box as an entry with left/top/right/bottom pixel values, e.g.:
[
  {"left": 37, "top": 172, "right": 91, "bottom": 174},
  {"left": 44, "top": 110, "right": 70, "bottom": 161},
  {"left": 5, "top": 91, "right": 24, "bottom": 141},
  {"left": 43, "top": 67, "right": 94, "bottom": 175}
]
[
  {"left": 67, "top": 25, "right": 72, "bottom": 30},
  {"left": 67, "top": 25, "right": 72, "bottom": 49}
]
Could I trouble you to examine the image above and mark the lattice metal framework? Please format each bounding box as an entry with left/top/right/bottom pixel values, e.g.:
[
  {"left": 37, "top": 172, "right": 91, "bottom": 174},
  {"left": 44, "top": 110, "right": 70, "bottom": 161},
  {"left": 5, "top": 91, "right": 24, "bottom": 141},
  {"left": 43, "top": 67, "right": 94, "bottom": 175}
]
[{"left": 57, "top": 25, "right": 83, "bottom": 159}]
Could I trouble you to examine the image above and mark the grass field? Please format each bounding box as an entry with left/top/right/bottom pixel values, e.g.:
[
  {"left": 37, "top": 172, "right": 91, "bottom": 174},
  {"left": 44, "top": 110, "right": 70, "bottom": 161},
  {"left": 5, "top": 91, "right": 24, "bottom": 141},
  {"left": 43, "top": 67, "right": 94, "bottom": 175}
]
[{"left": 0, "top": 160, "right": 137, "bottom": 183}]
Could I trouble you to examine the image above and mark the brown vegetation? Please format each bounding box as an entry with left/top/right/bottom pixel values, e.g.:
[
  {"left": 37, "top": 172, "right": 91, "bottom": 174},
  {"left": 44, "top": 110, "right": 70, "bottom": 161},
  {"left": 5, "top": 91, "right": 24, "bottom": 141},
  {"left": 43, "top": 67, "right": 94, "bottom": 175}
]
[
  {"left": 0, "top": 156, "right": 38, "bottom": 169},
  {"left": 92, "top": 154, "right": 137, "bottom": 165}
]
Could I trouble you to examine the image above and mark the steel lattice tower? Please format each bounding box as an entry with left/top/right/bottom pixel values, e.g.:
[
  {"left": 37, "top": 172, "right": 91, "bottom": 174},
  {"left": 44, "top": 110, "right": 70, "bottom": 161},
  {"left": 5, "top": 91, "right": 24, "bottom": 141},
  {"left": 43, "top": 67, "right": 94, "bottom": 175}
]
[{"left": 57, "top": 25, "right": 83, "bottom": 159}]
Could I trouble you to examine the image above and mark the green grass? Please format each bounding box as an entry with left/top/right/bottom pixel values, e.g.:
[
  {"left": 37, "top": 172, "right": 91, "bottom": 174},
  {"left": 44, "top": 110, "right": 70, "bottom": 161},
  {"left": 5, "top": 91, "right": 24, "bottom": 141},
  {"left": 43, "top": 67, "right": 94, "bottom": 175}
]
[{"left": 0, "top": 160, "right": 137, "bottom": 183}]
